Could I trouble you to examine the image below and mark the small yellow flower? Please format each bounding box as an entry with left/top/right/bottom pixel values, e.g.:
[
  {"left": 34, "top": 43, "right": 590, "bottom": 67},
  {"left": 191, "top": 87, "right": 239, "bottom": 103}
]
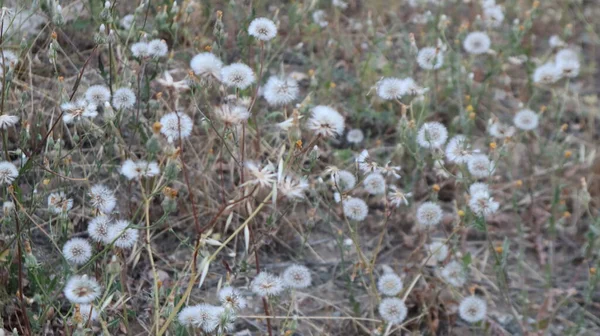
[
  {"left": 432, "top": 184, "right": 440, "bottom": 192},
  {"left": 564, "top": 150, "right": 572, "bottom": 159},
  {"left": 457, "top": 210, "right": 465, "bottom": 217},
  {"left": 495, "top": 245, "right": 503, "bottom": 254},
  {"left": 466, "top": 105, "right": 474, "bottom": 113},
  {"left": 329, "top": 82, "right": 337, "bottom": 89},
  {"left": 204, "top": 45, "right": 212, "bottom": 52},
  {"left": 515, "top": 180, "right": 523, "bottom": 187},
  {"left": 561, "top": 123, "right": 568, "bottom": 132},
  {"left": 152, "top": 122, "right": 162, "bottom": 134},
  {"left": 591, "top": 267, "right": 597, "bottom": 275},
  {"left": 469, "top": 112, "right": 476, "bottom": 120},
  {"left": 489, "top": 142, "right": 497, "bottom": 150},
  {"left": 43, "top": 179, "right": 50, "bottom": 185},
  {"left": 563, "top": 211, "right": 571, "bottom": 218},
  {"left": 295, "top": 139, "right": 303, "bottom": 150}
]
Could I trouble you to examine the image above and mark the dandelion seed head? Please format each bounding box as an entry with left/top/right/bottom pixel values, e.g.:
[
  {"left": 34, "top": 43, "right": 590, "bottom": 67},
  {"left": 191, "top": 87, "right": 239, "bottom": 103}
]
[
  {"left": 62, "top": 238, "right": 92, "bottom": 265},
  {"left": 0, "top": 114, "right": 19, "bottom": 129},
  {"left": 427, "top": 241, "right": 449, "bottom": 262},
  {"left": 48, "top": 192, "right": 73, "bottom": 214},
  {"left": 513, "top": 109, "right": 539, "bottom": 131},
  {"left": 468, "top": 191, "right": 500, "bottom": 216},
  {"left": 346, "top": 129, "right": 364, "bottom": 144},
  {"left": 160, "top": 112, "right": 193, "bottom": 142},
  {"left": 307, "top": 105, "right": 345, "bottom": 138},
  {"left": 89, "top": 184, "right": 116, "bottom": 214},
  {"left": 417, "top": 122, "right": 448, "bottom": 149},
  {"left": 533, "top": 63, "right": 562, "bottom": 85},
  {"left": 467, "top": 154, "right": 494, "bottom": 178},
  {"left": 378, "top": 298, "right": 408, "bottom": 324},
  {"left": 221, "top": 63, "right": 256, "bottom": 89},
  {"left": 417, "top": 47, "right": 444, "bottom": 70},
  {"left": 376, "top": 77, "right": 404, "bottom": 100},
  {"left": 61, "top": 99, "right": 98, "bottom": 124},
  {"left": 416, "top": 202, "right": 443, "bottom": 227},
  {"left": 488, "top": 122, "right": 516, "bottom": 138},
  {"left": 483, "top": 5, "right": 504, "bottom": 27},
  {"left": 131, "top": 42, "right": 150, "bottom": 58},
  {"left": 469, "top": 182, "right": 489, "bottom": 196},
  {"left": 332, "top": 170, "right": 356, "bottom": 191},
  {"left": 282, "top": 264, "right": 312, "bottom": 289},
  {"left": 440, "top": 260, "right": 467, "bottom": 287},
  {"left": 459, "top": 296, "right": 487, "bottom": 323},
  {"left": 120, "top": 159, "right": 160, "bottom": 180},
  {"left": 363, "top": 173, "right": 386, "bottom": 195},
  {"left": 108, "top": 220, "right": 138, "bottom": 249},
  {"left": 556, "top": 48, "right": 578, "bottom": 63},
  {"left": 251, "top": 272, "right": 285, "bottom": 297},
  {"left": 248, "top": 17, "right": 277, "bottom": 41},
  {"left": 85, "top": 85, "right": 111, "bottom": 105},
  {"left": 218, "top": 287, "right": 247, "bottom": 310},
  {"left": 0, "top": 161, "right": 18, "bottom": 185},
  {"left": 463, "top": 31, "right": 491, "bottom": 55},
  {"left": 64, "top": 275, "right": 102, "bottom": 304},
  {"left": 88, "top": 216, "right": 112, "bottom": 244},
  {"left": 148, "top": 39, "right": 168, "bottom": 58},
  {"left": 112, "top": 87, "right": 136, "bottom": 109},
  {"left": 342, "top": 197, "right": 369, "bottom": 221},
  {"left": 263, "top": 76, "right": 299, "bottom": 106},
  {"left": 190, "top": 52, "right": 223, "bottom": 80},
  {"left": 445, "top": 135, "right": 474, "bottom": 164},
  {"left": 377, "top": 273, "right": 403, "bottom": 296},
  {"left": 556, "top": 58, "right": 580, "bottom": 78}
]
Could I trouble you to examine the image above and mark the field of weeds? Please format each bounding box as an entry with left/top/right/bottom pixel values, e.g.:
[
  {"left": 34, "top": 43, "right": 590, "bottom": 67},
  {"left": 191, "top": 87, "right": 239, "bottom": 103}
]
[{"left": 1, "top": 0, "right": 600, "bottom": 335}]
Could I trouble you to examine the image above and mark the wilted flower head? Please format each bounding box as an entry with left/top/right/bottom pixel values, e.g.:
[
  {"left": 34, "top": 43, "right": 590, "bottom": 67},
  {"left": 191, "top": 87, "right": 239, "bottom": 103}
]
[
  {"left": 62, "top": 238, "right": 92, "bottom": 265},
  {"left": 244, "top": 162, "right": 276, "bottom": 189},
  {"left": 483, "top": 5, "right": 504, "bottom": 27},
  {"left": 282, "top": 264, "right": 312, "bottom": 289},
  {"left": 0, "top": 114, "right": 19, "bottom": 129},
  {"left": 427, "top": 241, "right": 449, "bottom": 262},
  {"left": 190, "top": 52, "right": 223, "bottom": 80},
  {"left": 342, "top": 197, "right": 369, "bottom": 221},
  {"left": 0, "top": 50, "right": 18, "bottom": 69},
  {"left": 85, "top": 85, "right": 111, "bottom": 105},
  {"left": 214, "top": 104, "right": 250, "bottom": 126},
  {"left": 61, "top": 99, "right": 98, "bottom": 124},
  {"left": 533, "top": 63, "right": 562, "bottom": 85},
  {"left": 307, "top": 105, "right": 345, "bottom": 138},
  {"left": 416, "top": 202, "right": 443, "bottom": 228},
  {"left": 440, "top": 260, "right": 467, "bottom": 287},
  {"left": 346, "top": 129, "right": 364, "bottom": 144},
  {"left": 107, "top": 220, "right": 138, "bottom": 249},
  {"left": 459, "top": 296, "right": 487, "bottom": 323},
  {"left": 463, "top": 31, "right": 491, "bottom": 55},
  {"left": 160, "top": 112, "right": 193, "bottom": 142},
  {"left": 78, "top": 304, "right": 99, "bottom": 322},
  {"left": 48, "top": 192, "right": 73, "bottom": 214},
  {"left": 513, "top": 109, "right": 539, "bottom": 131},
  {"left": 263, "top": 76, "right": 299, "bottom": 106},
  {"left": 248, "top": 17, "right": 277, "bottom": 41},
  {"left": 467, "top": 154, "right": 494, "bottom": 178},
  {"left": 356, "top": 150, "right": 380, "bottom": 174},
  {"left": 488, "top": 122, "right": 516, "bottom": 138},
  {"left": 388, "top": 185, "right": 412, "bottom": 207},
  {"left": 89, "top": 184, "right": 116, "bottom": 214},
  {"left": 363, "top": 173, "right": 386, "bottom": 195},
  {"left": 221, "top": 63, "right": 256, "bottom": 89},
  {"left": 312, "top": 10, "right": 328, "bottom": 27},
  {"left": 88, "top": 216, "right": 112, "bottom": 244},
  {"left": 378, "top": 298, "right": 408, "bottom": 324},
  {"left": 218, "top": 287, "right": 247, "bottom": 310},
  {"left": 178, "top": 304, "right": 222, "bottom": 332},
  {"left": 381, "top": 162, "right": 401, "bottom": 179},
  {"left": 417, "top": 122, "right": 448, "bottom": 149},
  {"left": 64, "top": 275, "right": 101, "bottom": 304},
  {"left": 0, "top": 161, "right": 18, "bottom": 185},
  {"left": 417, "top": 47, "right": 444, "bottom": 70},
  {"left": 148, "top": 39, "right": 168, "bottom": 58},
  {"left": 377, "top": 272, "right": 403, "bottom": 296},
  {"left": 469, "top": 191, "right": 500, "bottom": 216},
  {"left": 278, "top": 175, "right": 309, "bottom": 199},
  {"left": 120, "top": 159, "right": 160, "bottom": 180},
  {"left": 400, "top": 77, "right": 429, "bottom": 96},
  {"left": 112, "top": 87, "right": 136, "bottom": 109},
  {"left": 251, "top": 272, "right": 284, "bottom": 297}
]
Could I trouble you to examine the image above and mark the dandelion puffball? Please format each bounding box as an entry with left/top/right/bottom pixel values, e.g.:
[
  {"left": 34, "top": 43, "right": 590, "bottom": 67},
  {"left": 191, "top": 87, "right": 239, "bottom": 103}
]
[
  {"left": 342, "top": 197, "right": 369, "bottom": 221},
  {"left": 221, "top": 63, "right": 256, "bottom": 89},
  {"left": 417, "top": 47, "right": 444, "bottom": 70},
  {"left": 417, "top": 122, "right": 448, "bottom": 149},
  {"left": 378, "top": 298, "right": 408, "bottom": 324},
  {"left": 248, "top": 17, "right": 277, "bottom": 41},
  {"left": 0, "top": 161, "right": 18, "bottom": 185},
  {"left": 513, "top": 109, "right": 539, "bottom": 131},
  {"left": 282, "top": 264, "right": 312, "bottom": 289},
  {"left": 62, "top": 238, "right": 92, "bottom": 265},
  {"left": 416, "top": 202, "right": 443, "bottom": 228},
  {"left": 107, "top": 220, "right": 139, "bottom": 249},
  {"left": 251, "top": 272, "right": 284, "bottom": 297},
  {"left": 307, "top": 105, "right": 345, "bottom": 138},
  {"left": 463, "top": 31, "right": 491, "bottom": 55},
  {"left": 377, "top": 273, "right": 403, "bottom": 296},
  {"left": 459, "top": 296, "right": 487, "bottom": 323},
  {"left": 160, "top": 112, "right": 193, "bottom": 142},
  {"left": 64, "top": 275, "right": 102, "bottom": 304},
  {"left": 263, "top": 76, "right": 299, "bottom": 106},
  {"left": 190, "top": 52, "right": 223, "bottom": 80}
]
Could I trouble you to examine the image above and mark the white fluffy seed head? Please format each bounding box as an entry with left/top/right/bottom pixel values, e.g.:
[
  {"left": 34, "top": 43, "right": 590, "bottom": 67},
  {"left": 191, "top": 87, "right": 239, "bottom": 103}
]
[
  {"left": 0, "top": 115, "right": 19, "bottom": 129},
  {"left": 469, "top": 182, "right": 489, "bottom": 196},
  {"left": 533, "top": 63, "right": 562, "bottom": 85},
  {"left": 160, "top": 112, "right": 193, "bottom": 142},
  {"left": 342, "top": 197, "right": 369, "bottom": 221},
  {"left": 218, "top": 286, "right": 247, "bottom": 310},
  {"left": 112, "top": 87, "right": 136, "bottom": 109},
  {"left": 85, "top": 85, "right": 111, "bottom": 105},
  {"left": 459, "top": 296, "right": 487, "bottom": 323},
  {"left": 445, "top": 135, "right": 473, "bottom": 164},
  {"left": 440, "top": 260, "right": 467, "bottom": 287},
  {"left": 417, "top": 47, "right": 444, "bottom": 70},
  {"left": 215, "top": 104, "right": 250, "bottom": 126},
  {"left": 108, "top": 220, "right": 138, "bottom": 249},
  {"left": 62, "top": 238, "right": 93, "bottom": 265},
  {"left": 263, "top": 76, "right": 299, "bottom": 106},
  {"left": 483, "top": 5, "right": 504, "bottom": 27},
  {"left": 363, "top": 173, "right": 386, "bottom": 195},
  {"left": 513, "top": 109, "right": 539, "bottom": 131},
  {"left": 488, "top": 122, "right": 515, "bottom": 138},
  {"left": 416, "top": 202, "right": 443, "bottom": 228},
  {"left": 251, "top": 272, "right": 284, "bottom": 297},
  {"left": 88, "top": 216, "right": 112, "bottom": 244},
  {"left": 468, "top": 191, "right": 500, "bottom": 216},
  {"left": 332, "top": 170, "right": 356, "bottom": 191},
  {"left": 463, "top": 31, "right": 491, "bottom": 55},
  {"left": 221, "top": 63, "right": 256, "bottom": 89},
  {"left": 417, "top": 122, "right": 448, "bottom": 149},
  {"left": 0, "top": 161, "right": 18, "bottom": 185},
  {"left": 148, "top": 39, "right": 168, "bottom": 58},
  {"left": 89, "top": 184, "right": 116, "bottom": 214},
  {"left": 131, "top": 42, "right": 150, "bottom": 58},
  {"left": 346, "top": 129, "right": 364, "bottom": 144},
  {"left": 282, "top": 264, "right": 312, "bottom": 289},
  {"left": 556, "top": 49, "right": 578, "bottom": 63},
  {"left": 178, "top": 304, "right": 222, "bottom": 332},
  {"left": 120, "top": 159, "right": 160, "bottom": 180},
  {"left": 64, "top": 275, "right": 102, "bottom": 304},
  {"left": 377, "top": 273, "right": 403, "bottom": 296},
  {"left": 378, "top": 298, "right": 408, "bottom": 324},
  {"left": 248, "top": 17, "right": 277, "bottom": 41},
  {"left": 556, "top": 58, "right": 580, "bottom": 78},
  {"left": 308, "top": 105, "right": 345, "bottom": 138},
  {"left": 467, "top": 154, "right": 494, "bottom": 179},
  {"left": 427, "top": 241, "right": 449, "bottom": 262},
  {"left": 376, "top": 77, "right": 404, "bottom": 100},
  {"left": 190, "top": 52, "right": 223, "bottom": 80}
]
